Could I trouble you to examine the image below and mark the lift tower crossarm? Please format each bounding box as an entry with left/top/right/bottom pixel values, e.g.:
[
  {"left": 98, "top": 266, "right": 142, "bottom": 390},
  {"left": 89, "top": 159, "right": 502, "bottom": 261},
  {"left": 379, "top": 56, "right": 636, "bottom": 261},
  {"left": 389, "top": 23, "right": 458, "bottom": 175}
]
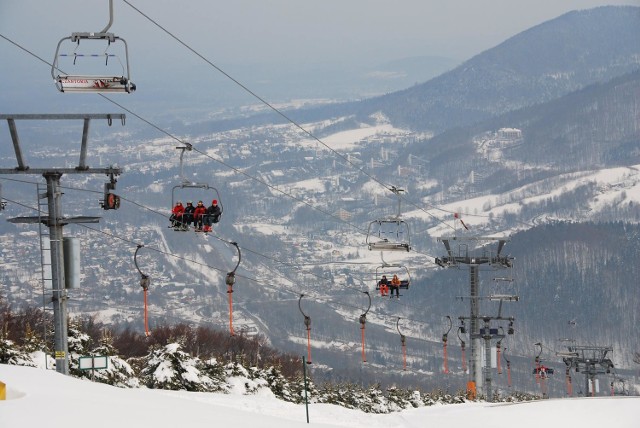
[{"left": 0, "top": 114, "right": 125, "bottom": 173}]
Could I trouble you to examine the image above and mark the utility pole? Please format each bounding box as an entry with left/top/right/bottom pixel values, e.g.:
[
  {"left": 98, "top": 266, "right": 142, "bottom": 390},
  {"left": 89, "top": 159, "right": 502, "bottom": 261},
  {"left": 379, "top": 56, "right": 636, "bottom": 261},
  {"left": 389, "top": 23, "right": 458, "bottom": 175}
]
[
  {"left": 0, "top": 114, "right": 124, "bottom": 375},
  {"left": 436, "top": 235, "right": 514, "bottom": 400}
]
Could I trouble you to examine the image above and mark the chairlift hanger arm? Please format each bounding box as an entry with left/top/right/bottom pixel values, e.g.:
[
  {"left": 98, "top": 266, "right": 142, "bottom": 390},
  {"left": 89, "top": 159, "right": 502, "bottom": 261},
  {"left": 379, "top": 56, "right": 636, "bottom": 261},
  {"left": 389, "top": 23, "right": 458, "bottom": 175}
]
[
  {"left": 298, "top": 294, "right": 311, "bottom": 328},
  {"left": 443, "top": 315, "right": 452, "bottom": 342},
  {"left": 359, "top": 291, "right": 371, "bottom": 324},
  {"left": 225, "top": 242, "right": 241, "bottom": 286},
  {"left": 133, "top": 244, "right": 150, "bottom": 290},
  {"left": 457, "top": 324, "right": 466, "bottom": 344},
  {"left": 496, "top": 327, "right": 505, "bottom": 346},
  {"left": 396, "top": 317, "right": 406, "bottom": 344}
]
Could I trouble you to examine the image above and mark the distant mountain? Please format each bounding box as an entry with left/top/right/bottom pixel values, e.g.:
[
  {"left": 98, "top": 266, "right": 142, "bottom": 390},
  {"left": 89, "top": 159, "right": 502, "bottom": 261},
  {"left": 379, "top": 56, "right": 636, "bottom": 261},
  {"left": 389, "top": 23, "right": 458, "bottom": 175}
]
[
  {"left": 185, "top": 6, "right": 640, "bottom": 138},
  {"left": 405, "top": 69, "right": 640, "bottom": 195},
  {"left": 359, "top": 6, "right": 640, "bottom": 132}
]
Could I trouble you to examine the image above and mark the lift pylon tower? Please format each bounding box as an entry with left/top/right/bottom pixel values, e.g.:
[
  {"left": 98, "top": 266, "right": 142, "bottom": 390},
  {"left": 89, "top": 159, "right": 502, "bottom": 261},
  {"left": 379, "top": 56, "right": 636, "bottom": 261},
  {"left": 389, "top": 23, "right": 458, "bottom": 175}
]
[
  {"left": 558, "top": 345, "right": 614, "bottom": 396},
  {"left": 435, "top": 236, "right": 513, "bottom": 399},
  {"left": 0, "top": 114, "right": 124, "bottom": 375}
]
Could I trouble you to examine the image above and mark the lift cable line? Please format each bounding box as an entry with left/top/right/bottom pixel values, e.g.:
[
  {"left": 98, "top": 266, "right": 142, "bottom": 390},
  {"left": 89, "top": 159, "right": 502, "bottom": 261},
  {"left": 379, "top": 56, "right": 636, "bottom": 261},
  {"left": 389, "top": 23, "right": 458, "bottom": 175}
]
[
  {"left": 3, "top": 188, "right": 448, "bottom": 339},
  {"left": 1, "top": 30, "right": 534, "bottom": 257},
  {"left": 4, "top": 194, "right": 528, "bottom": 376},
  {"left": 119, "top": 1, "right": 457, "bottom": 226},
  {"left": 0, "top": 32, "right": 451, "bottom": 267},
  {"left": 3, "top": 33, "right": 532, "bottom": 372}
]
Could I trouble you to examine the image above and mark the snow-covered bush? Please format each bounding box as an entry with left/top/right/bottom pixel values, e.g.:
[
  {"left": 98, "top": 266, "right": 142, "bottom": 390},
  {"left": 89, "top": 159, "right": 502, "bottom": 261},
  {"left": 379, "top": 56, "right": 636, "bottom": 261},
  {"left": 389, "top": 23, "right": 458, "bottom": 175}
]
[{"left": 141, "top": 342, "right": 212, "bottom": 392}]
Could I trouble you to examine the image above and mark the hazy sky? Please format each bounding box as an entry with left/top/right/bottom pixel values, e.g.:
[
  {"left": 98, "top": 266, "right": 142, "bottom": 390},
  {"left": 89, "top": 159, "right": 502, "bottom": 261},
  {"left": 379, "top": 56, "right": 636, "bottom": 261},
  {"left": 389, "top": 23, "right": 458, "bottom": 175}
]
[
  {"left": 0, "top": 0, "right": 638, "bottom": 115},
  {"left": 2, "top": 0, "right": 638, "bottom": 63}
]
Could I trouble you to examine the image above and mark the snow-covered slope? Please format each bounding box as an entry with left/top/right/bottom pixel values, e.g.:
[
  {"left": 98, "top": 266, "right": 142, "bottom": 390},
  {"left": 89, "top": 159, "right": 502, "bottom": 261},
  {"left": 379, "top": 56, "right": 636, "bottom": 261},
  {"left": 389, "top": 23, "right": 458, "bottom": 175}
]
[{"left": 1, "top": 365, "right": 639, "bottom": 428}]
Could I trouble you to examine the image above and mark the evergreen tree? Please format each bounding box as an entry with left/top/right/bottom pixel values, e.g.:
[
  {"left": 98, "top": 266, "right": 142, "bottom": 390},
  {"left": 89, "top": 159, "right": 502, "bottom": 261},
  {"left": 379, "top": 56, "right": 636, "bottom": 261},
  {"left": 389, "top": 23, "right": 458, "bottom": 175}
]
[
  {"left": 199, "top": 357, "right": 230, "bottom": 393},
  {"left": 90, "top": 330, "right": 139, "bottom": 388},
  {"left": 360, "top": 383, "right": 388, "bottom": 413},
  {"left": 140, "top": 341, "right": 211, "bottom": 392},
  {"left": 261, "top": 365, "right": 294, "bottom": 402},
  {"left": 0, "top": 324, "right": 34, "bottom": 366},
  {"left": 68, "top": 319, "right": 93, "bottom": 378},
  {"left": 289, "top": 373, "right": 317, "bottom": 405},
  {"left": 21, "top": 323, "right": 44, "bottom": 353}
]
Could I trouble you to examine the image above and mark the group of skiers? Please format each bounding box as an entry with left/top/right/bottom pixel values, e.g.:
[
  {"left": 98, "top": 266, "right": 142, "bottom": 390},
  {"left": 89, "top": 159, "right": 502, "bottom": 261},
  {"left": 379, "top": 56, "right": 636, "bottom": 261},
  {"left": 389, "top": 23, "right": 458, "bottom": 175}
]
[
  {"left": 170, "top": 199, "right": 221, "bottom": 232},
  {"left": 378, "top": 274, "right": 401, "bottom": 298}
]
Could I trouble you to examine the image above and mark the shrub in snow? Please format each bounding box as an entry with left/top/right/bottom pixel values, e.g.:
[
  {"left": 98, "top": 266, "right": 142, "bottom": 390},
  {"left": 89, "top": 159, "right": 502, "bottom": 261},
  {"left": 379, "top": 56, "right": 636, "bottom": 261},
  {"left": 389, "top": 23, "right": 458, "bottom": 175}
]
[
  {"left": 316, "top": 382, "right": 340, "bottom": 405},
  {"left": 385, "top": 386, "right": 415, "bottom": 412},
  {"left": 0, "top": 336, "right": 35, "bottom": 366},
  {"left": 225, "top": 362, "right": 268, "bottom": 394},
  {"left": 289, "top": 373, "right": 317, "bottom": 405},
  {"left": 141, "top": 342, "right": 212, "bottom": 392},
  {"left": 68, "top": 321, "right": 93, "bottom": 378},
  {"left": 360, "top": 384, "right": 389, "bottom": 414},
  {"left": 260, "top": 366, "right": 295, "bottom": 402},
  {"left": 21, "top": 323, "right": 45, "bottom": 354},
  {"left": 200, "top": 357, "right": 230, "bottom": 393}
]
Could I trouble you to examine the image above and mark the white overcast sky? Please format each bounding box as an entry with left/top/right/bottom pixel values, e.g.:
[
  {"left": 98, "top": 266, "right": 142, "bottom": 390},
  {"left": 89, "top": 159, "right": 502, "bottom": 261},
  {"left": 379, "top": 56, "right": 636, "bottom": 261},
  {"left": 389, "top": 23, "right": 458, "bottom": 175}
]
[{"left": 1, "top": 0, "right": 638, "bottom": 65}]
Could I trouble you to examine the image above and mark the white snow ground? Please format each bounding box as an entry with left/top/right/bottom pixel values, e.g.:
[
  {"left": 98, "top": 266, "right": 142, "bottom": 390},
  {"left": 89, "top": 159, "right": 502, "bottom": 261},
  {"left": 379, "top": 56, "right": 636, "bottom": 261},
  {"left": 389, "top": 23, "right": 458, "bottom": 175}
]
[{"left": 1, "top": 365, "right": 638, "bottom": 428}]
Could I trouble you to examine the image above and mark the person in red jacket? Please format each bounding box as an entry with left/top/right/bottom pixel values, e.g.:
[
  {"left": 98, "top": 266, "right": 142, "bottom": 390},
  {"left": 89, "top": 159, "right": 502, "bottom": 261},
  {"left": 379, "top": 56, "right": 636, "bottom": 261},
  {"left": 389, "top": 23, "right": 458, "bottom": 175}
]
[
  {"left": 193, "top": 200, "right": 206, "bottom": 231},
  {"left": 170, "top": 201, "right": 185, "bottom": 229}
]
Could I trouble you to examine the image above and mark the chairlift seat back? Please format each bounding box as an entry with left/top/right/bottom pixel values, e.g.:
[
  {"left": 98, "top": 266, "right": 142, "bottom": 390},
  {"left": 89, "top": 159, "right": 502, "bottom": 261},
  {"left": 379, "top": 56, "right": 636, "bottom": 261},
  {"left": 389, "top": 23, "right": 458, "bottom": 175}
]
[{"left": 52, "top": 32, "right": 134, "bottom": 94}]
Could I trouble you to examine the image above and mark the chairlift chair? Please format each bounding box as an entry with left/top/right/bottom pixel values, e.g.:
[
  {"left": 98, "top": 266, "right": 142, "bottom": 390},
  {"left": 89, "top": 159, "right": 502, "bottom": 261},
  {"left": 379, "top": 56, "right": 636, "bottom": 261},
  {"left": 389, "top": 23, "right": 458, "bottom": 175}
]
[
  {"left": 51, "top": 0, "right": 135, "bottom": 93},
  {"left": 170, "top": 146, "right": 224, "bottom": 229},
  {"left": 366, "top": 219, "right": 411, "bottom": 251},
  {"left": 171, "top": 182, "right": 223, "bottom": 215},
  {"left": 366, "top": 186, "right": 411, "bottom": 251}
]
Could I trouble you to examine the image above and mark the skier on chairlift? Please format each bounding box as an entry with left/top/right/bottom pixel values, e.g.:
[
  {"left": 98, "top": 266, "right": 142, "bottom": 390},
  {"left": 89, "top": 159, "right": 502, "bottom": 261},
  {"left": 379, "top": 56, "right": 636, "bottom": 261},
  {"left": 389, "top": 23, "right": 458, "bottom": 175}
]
[
  {"left": 183, "top": 201, "right": 195, "bottom": 230},
  {"left": 170, "top": 201, "right": 185, "bottom": 230},
  {"left": 390, "top": 274, "right": 401, "bottom": 298},
  {"left": 203, "top": 199, "right": 221, "bottom": 233},
  {"left": 193, "top": 200, "right": 206, "bottom": 231},
  {"left": 378, "top": 275, "right": 389, "bottom": 297}
]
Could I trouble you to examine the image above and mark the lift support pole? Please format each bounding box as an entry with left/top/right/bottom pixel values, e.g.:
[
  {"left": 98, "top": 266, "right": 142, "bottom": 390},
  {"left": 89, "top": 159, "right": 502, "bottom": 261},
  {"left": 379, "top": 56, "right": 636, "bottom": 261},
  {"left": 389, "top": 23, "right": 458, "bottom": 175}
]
[
  {"left": 0, "top": 114, "right": 124, "bottom": 375},
  {"left": 435, "top": 236, "right": 513, "bottom": 400}
]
